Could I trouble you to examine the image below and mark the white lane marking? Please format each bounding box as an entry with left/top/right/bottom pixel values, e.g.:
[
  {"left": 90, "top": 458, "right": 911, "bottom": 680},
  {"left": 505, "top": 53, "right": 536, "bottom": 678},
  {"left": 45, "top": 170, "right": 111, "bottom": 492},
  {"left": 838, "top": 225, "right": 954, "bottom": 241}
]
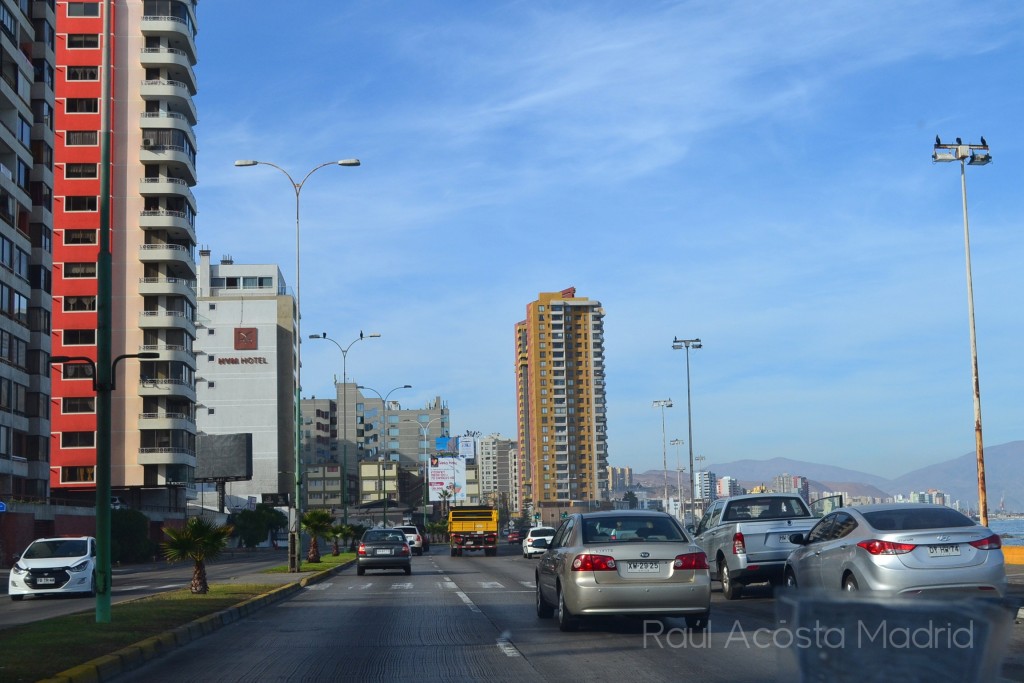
[
  {"left": 306, "top": 583, "right": 331, "bottom": 590},
  {"left": 519, "top": 581, "right": 535, "bottom": 588},
  {"left": 438, "top": 581, "right": 457, "bottom": 590},
  {"left": 496, "top": 630, "right": 521, "bottom": 658},
  {"left": 360, "top": 583, "right": 374, "bottom": 590},
  {"left": 479, "top": 581, "right": 504, "bottom": 589},
  {"left": 391, "top": 583, "right": 413, "bottom": 590},
  {"left": 455, "top": 590, "right": 481, "bottom": 613}
]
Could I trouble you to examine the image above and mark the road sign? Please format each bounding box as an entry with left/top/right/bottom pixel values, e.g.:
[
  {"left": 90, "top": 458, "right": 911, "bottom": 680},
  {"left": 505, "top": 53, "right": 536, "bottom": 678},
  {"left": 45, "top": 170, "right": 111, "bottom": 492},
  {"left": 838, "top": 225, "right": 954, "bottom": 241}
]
[{"left": 0, "top": 500, "right": 6, "bottom": 512}]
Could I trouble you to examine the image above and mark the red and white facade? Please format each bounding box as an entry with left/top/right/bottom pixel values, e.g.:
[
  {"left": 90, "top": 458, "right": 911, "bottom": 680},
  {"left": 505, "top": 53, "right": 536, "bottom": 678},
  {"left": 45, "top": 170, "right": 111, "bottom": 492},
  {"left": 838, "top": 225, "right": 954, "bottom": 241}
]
[{"left": 50, "top": 1, "right": 198, "bottom": 507}]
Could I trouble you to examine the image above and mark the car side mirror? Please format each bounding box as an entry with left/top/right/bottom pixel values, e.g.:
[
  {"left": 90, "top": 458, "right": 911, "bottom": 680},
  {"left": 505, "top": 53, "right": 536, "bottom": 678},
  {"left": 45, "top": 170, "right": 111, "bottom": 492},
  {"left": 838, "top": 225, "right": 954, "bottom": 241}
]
[{"left": 789, "top": 533, "right": 806, "bottom": 545}]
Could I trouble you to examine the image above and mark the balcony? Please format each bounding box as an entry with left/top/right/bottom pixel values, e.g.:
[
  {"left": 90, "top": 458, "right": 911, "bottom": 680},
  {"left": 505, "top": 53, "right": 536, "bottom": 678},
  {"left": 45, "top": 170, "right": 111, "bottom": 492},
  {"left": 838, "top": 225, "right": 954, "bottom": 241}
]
[
  {"left": 139, "top": 176, "right": 196, "bottom": 205},
  {"left": 139, "top": 47, "right": 196, "bottom": 90},
  {"left": 138, "top": 276, "right": 196, "bottom": 299},
  {"left": 138, "top": 412, "right": 196, "bottom": 432},
  {"left": 139, "top": 209, "right": 195, "bottom": 243},
  {"left": 138, "top": 378, "right": 196, "bottom": 402},
  {"left": 140, "top": 15, "right": 197, "bottom": 64},
  {"left": 140, "top": 143, "right": 197, "bottom": 185},
  {"left": 139, "top": 343, "right": 196, "bottom": 369},
  {"left": 137, "top": 446, "right": 196, "bottom": 467},
  {"left": 139, "top": 79, "right": 197, "bottom": 122},
  {"left": 138, "top": 244, "right": 196, "bottom": 276},
  {"left": 139, "top": 310, "right": 196, "bottom": 335}
]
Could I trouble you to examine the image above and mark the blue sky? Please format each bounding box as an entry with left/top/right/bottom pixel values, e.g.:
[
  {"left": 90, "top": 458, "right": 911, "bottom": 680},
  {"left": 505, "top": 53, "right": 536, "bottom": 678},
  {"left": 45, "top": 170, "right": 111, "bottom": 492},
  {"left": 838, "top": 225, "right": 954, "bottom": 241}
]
[{"left": 194, "top": 2, "right": 1024, "bottom": 480}]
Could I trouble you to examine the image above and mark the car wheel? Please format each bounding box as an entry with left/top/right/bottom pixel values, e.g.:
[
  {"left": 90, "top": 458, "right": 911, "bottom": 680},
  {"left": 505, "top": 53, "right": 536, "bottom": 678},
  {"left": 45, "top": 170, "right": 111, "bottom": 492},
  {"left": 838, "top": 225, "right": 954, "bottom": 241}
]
[
  {"left": 720, "top": 561, "right": 742, "bottom": 600},
  {"left": 557, "top": 586, "right": 579, "bottom": 632},
  {"left": 685, "top": 613, "right": 708, "bottom": 631},
  {"left": 357, "top": 566, "right": 365, "bottom": 576},
  {"left": 405, "top": 565, "right": 412, "bottom": 576},
  {"left": 784, "top": 569, "right": 798, "bottom": 590},
  {"left": 536, "top": 580, "right": 554, "bottom": 618},
  {"left": 10, "top": 594, "right": 23, "bottom": 601},
  {"left": 89, "top": 572, "right": 97, "bottom": 598},
  {"left": 843, "top": 574, "right": 859, "bottom": 592}
]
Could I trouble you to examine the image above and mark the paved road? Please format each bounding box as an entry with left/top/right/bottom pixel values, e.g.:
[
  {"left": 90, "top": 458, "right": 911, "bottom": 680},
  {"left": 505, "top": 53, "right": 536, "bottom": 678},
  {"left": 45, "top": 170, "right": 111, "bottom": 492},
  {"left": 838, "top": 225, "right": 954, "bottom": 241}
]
[{"left": 110, "top": 543, "right": 1024, "bottom": 683}]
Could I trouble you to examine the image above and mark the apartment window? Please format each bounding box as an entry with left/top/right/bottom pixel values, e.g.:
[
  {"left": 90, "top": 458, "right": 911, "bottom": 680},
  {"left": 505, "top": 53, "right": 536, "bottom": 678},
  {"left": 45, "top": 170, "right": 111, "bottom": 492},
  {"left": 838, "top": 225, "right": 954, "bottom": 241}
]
[
  {"left": 63, "top": 296, "right": 96, "bottom": 312},
  {"left": 63, "top": 329, "right": 96, "bottom": 345},
  {"left": 63, "top": 262, "right": 96, "bottom": 278},
  {"left": 65, "top": 98, "right": 98, "bottom": 113},
  {"left": 66, "top": 131, "right": 97, "bottom": 146},
  {"left": 67, "top": 34, "right": 100, "bottom": 49},
  {"left": 68, "top": 3, "right": 101, "bottom": 17},
  {"left": 66, "top": 66, "right": 98, "bottom": 81},
  {"left": 62, "top": 465, "right": 95, "bottom": 482},
  {"left": 64, "top": 364, "right": 93, "bottom": 380},
  {"left": 64, "top": 229, "right": 96, "bottom": 245},
  {"left": 61, "top": 432, "right": 96, "bottom": 448},
  {"left": 62, "top": 397, "right": 95, "bottom": 413},
  {"left": 65, "top": 164, "right": 97, "bottom": 179},
  {"left": 65, "top": 196, "right": 97, "bottom": 212}
]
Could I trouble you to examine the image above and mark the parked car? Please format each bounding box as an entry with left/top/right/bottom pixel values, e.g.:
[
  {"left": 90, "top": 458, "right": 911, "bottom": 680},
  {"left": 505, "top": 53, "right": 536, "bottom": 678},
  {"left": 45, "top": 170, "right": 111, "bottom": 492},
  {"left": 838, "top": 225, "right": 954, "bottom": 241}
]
[
  {"left": 523, "top": 526, "right": 557, "bottom": 558},
  {"left": 356, "top": 529, "right": 412, "bottom": 576},
  {"left": 783, "top": 504, "right": 1007, "bottom": 597},
  {"left": 508, "top": 530, "right": 522, "bottom": 544},
  {"left": 535, "top": 511, "right": 711, "bottom": 632},
  {"left": 395, "top": 525, "right": 427, "bottom": 556},
  {"left": 8, "top": 536, "right": 97, "bottom": 601},
  {"left": 692, "top": 493, "right": 838, "bottom": 599}
]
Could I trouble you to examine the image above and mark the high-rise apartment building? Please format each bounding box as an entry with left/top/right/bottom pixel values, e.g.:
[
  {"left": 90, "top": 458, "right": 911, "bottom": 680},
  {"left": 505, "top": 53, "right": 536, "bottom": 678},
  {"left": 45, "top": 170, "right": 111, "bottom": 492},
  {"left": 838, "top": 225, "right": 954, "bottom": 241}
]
[
  {"left": 515, "top": 288, "right": 608, "bottom": 518},
  {"left": 0, "top": 0, "right": 56, "bottom": 500},
  {"left": 606, "top": 466, "right": 633, "bottom": 492},
  {"left": 50, "top": 1, "right": 199, "bottom": 507},
  {"left": 477, "top": 433, "right": 514, "bottom": 508}
]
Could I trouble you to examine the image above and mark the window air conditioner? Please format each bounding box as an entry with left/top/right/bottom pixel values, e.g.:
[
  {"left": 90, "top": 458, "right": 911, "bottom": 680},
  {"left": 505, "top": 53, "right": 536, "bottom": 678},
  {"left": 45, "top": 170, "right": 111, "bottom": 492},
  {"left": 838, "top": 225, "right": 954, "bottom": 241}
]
[{"left": 142, "top": 138, "right": 155, "bottom": 147}]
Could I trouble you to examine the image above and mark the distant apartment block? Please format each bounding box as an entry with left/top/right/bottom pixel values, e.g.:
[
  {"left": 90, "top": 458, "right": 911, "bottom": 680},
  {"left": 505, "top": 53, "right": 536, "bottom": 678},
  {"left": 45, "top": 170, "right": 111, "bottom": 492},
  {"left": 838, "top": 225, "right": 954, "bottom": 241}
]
[
  {"left": 695, "top": 471, "right": 717, "bottom": 504},
  {"left": 607, "top": 466, "right": 633, "bottom": 492},
  {"left": 772, "top": 473, "right": 810, "bottom": 502},
  {"left": 717, "top": 475, "right": 742, "bottom": 499},
  {"left": 515, "top": 288, "right": 608, "bottom": 518}
]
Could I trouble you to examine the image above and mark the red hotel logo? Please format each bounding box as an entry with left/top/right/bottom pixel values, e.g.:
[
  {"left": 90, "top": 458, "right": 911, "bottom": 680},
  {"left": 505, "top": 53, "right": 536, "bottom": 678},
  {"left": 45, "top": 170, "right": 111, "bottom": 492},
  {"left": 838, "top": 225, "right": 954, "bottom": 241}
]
[{"left": 218, "top": 357, "right": 269, "bottom": 365}]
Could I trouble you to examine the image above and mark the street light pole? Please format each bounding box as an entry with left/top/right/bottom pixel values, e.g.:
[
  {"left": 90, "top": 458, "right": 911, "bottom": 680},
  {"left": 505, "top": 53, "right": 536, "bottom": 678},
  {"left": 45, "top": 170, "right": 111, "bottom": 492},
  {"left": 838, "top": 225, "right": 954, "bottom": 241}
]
[
  {"left": 358, "top": 384, "right": 412, "bottom": 527},
  {"left": 309, "top": 331, "right": 381, "bottom": 525},
  {"left": 672, "top": 338, "right": 701, "bottom": 524},
  {"left": 932, "top": 136, "right": 992, "bottom": 526},
  {"left": 670, "top": 438, "right": 684, "bottom": 521},
  {"left": 652, "top": 400, "right": 673, "bottom": 510},
  {"left": 404, "top": 416, "right": 446, "bottom": 532},
  {"left": 235, "top": 158, "right": 360, "bottom": 571}
]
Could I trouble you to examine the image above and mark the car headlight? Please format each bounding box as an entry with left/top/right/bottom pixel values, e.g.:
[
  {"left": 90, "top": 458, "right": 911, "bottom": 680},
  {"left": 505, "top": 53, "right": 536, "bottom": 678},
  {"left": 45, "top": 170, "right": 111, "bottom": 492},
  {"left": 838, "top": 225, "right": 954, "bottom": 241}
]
[
  {"left": 69, "top": 560, "right": 91, "bottom": 573},
  {"left": 11, "top": 563, "right": 27, "bottom": 576}
]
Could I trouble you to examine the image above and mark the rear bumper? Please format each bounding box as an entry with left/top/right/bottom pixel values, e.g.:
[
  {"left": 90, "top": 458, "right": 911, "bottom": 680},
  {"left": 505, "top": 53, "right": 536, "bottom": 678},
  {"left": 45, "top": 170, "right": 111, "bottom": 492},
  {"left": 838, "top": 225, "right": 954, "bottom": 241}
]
[
  {"left": 566, "top": 579, "right": 712, "bottom": 617},
  {"left": 357, "top": 556, "right": 411, "bottom": 569},
  {"left": 730, "top": 558, "right": 788, "bottom": 584}
]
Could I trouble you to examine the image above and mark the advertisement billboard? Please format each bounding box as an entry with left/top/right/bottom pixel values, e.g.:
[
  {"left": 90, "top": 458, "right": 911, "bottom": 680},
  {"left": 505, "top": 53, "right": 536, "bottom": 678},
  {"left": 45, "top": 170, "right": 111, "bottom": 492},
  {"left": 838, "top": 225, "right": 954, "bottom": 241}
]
[{"left": 429, "top": 453, "right": 466, "bottom": 502}]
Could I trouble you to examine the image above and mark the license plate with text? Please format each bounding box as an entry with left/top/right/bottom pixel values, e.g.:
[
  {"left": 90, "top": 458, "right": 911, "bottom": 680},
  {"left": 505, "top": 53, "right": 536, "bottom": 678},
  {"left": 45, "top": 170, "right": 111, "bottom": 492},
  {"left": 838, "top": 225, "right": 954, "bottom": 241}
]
[
  {"left": 626, "top": 561, "right": 659, "bottom": 573},
  {"left": 37, "top": 577, "right": 55, "bottom": 585},
  {"left": 376, "top": 549, "right": 392, "bottom": 556},
  {"left": 926, "top": 544, "right": 961, "bottom": 557}
]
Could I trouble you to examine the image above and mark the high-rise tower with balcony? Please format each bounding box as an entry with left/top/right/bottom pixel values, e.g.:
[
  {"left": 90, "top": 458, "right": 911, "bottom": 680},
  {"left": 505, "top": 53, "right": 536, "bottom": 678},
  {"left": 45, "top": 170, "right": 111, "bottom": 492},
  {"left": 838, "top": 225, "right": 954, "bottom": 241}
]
[
  {"left": 515, "top": 288, "right": 608, "bottom": 521},
  {"left": 50, "top": 1, "right": 198, "bottom": 507},
  {"left": 0, "top": 0, "right": 57, "bottom": 501}
]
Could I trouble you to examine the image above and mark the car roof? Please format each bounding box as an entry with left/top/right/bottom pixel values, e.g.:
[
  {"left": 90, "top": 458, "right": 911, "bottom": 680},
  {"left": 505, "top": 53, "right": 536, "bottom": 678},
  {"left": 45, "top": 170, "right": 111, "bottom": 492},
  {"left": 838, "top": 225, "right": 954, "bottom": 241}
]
[
  {"left": 31, "top": 536, "right": 94, "bottom": 542},
  {"left": 577, "top": 510, "right": 674, "bottom": 519},
  {"left": 837, "top": 503, "right": 959, "bottom": 514}
]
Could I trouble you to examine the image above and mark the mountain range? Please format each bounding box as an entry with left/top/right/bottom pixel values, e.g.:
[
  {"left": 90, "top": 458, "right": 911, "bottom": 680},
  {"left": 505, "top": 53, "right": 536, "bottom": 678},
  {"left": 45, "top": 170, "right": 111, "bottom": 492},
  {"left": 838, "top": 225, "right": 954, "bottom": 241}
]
[{"left": 634, "top": 440, "right": 1024, "bottom": 512}]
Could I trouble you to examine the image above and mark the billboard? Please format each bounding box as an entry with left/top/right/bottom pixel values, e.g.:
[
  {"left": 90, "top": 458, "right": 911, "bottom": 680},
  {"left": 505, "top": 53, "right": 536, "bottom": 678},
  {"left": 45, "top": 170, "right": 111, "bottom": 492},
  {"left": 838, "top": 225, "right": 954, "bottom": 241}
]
[
  {"left": 196, "top": 433, "right": 253, "bottom": 482},
  {"left": 429, "top": 453, "right": 466, "bottom": 502}
]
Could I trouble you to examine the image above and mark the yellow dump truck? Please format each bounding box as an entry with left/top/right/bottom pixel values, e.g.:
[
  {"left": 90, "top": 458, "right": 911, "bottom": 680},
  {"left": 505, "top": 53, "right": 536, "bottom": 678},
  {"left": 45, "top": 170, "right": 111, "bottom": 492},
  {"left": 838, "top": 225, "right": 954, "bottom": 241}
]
[{"left": 448, "top": 506, "right": 499, "bottom": 557}]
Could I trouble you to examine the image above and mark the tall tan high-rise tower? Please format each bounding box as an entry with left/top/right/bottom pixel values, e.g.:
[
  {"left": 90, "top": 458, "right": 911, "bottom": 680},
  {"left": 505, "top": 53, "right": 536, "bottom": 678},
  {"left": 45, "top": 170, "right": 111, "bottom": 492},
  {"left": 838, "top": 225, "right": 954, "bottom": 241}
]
[{"left": 515, "top": 288, "right": 608, "bottom": 523}]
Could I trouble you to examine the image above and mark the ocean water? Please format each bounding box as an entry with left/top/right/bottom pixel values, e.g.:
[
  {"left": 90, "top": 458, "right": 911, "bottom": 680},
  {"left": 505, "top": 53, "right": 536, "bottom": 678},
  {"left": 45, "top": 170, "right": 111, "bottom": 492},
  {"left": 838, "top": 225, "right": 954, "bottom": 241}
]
[{"left": 988, "top": 518, "right": 1024, "bottom": 546}]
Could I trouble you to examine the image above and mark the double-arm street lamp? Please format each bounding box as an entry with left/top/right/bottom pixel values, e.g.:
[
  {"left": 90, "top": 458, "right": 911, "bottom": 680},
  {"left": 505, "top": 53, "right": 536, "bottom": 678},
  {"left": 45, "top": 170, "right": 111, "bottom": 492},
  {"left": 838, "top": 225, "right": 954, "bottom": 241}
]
[
  {"left": 49, "top": 351, "right": 158, "bottom": 623},
  {"left": 652, "top": 400, "right": 673, "bottom": 510},
  {"left": 932, "top": 136, "right": 992, "bottom": 526},
  {"left": 358, "top": 384, "right": 412, "bottom": 526},
  {"left": 235, "top": 158, "right": 361, "bottom": 572},
  {"left": 404, "top": 416, "right": 446, "bottom": 531},
  {"left": 309, "top": 331, "right": 381, "bottom": 525},
  {"left": 672, "top": 337, "right": 701, "bottom": 524}
]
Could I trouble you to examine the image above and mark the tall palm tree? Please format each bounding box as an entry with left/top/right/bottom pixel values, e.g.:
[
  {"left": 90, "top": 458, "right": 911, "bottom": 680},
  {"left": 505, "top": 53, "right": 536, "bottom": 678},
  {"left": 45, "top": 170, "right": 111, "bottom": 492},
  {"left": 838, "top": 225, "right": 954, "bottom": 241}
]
[
  {"left": 302, "top": 509, "right": 334, "bottom": 563},
  {"left": 329, "top": 523, "right": 352, "bottom": 556},
  {"left": 161, "top": 517, "right": 234, "bottom": 594}
]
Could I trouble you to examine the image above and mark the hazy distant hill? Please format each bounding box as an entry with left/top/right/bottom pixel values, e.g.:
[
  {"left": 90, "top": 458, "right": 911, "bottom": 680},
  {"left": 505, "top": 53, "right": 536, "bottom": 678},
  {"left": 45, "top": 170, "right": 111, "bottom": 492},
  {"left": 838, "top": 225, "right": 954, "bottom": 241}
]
[{"left": 632, "top": 442, "right": 1024, "bottom": 512}]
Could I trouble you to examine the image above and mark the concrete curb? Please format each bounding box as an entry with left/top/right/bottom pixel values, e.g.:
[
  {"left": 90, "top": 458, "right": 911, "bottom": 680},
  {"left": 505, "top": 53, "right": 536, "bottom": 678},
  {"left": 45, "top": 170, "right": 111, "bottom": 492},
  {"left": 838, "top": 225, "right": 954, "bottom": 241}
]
[{"left": 37, "top": 560, "right": 353, "bottom": 683}]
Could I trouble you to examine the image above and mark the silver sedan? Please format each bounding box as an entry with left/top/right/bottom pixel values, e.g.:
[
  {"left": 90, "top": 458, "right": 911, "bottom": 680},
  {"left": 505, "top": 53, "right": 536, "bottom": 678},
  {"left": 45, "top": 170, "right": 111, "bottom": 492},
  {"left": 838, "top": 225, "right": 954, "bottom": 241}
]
[
  {"left": 783, "top": 504, "right": 1006, "bottom": 597},
  {"left": 535, "top": 510, "right": 711, "bottom": 632}
]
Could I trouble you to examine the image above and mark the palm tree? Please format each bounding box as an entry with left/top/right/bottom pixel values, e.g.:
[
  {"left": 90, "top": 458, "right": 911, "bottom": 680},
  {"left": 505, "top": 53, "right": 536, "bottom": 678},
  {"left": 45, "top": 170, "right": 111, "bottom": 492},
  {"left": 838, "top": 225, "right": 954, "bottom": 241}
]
[
  {"left": 302, "top": 509, "right": 334, "bottom": 563},
  {"left": 161, "top": 516, "right": 234, "bottom": 594},
  {"left": 348, "top": 523, "right": 367, "bottom": 550},
  {"left": 329, "top": 523, "right": 352, "bottom": 556}
]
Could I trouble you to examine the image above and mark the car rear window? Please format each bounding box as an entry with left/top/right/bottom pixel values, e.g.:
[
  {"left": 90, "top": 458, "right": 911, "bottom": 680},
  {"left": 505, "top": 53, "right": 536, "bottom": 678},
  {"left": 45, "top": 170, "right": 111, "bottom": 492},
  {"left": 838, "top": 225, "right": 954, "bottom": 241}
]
[
  {"left": 862, "top": 508, "right": 975, "bottom": 531},
  {"left": 529, "top": 527, "right": 556, "bottom": 537},
  {"left": 364, "top": 531, "right": 406, "bottom": 543},
  {"left": 722, "top": 497, "right": 810, "bottom": 521},
  {"left": 582, "top": 517, "right": 685, "bottom": 543}
]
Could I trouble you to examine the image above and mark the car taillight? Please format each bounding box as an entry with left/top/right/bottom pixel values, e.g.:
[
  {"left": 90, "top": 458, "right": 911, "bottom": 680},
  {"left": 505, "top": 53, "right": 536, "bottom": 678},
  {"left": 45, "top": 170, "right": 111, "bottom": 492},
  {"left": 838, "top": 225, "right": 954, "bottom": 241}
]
[
  {"left": 857, "top": 539, "right": 916, "bottom": 555},
  {"left": 732, "top": 532, "right": 746, "bottom": 555},
  {"left": 415, "top": 535, "right": 422, "bottom": 543},
  {"left": 572, "top": 553, "right": 617, "bottom": 571},
  {"left": 673, "top": 552, "right": 709, "bottom": 570},
  {"left": 400, "top": 544, "right": 411, "bottom": 556},
  {"left": 451, "top": 534, "right": 462, "bottom": 543},
  {"left": 968, "top": 534, "right": 1002, "bottom": 550},
  {"left": 357, "top": 543, "right": 367, "bottom": 556}
]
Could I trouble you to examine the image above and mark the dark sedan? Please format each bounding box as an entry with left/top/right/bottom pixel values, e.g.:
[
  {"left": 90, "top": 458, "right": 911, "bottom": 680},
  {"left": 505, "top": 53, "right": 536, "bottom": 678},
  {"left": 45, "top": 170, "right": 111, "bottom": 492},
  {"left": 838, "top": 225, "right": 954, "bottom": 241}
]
[{"left": 357, "top": 529, "right": 412, "bottom": 576}]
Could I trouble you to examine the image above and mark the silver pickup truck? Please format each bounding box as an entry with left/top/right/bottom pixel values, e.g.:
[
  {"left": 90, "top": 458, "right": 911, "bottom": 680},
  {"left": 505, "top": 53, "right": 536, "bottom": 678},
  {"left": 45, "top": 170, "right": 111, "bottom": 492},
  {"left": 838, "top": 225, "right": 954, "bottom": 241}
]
[{"left": 693, "top": 493, "right": 840, "bottom": 599}]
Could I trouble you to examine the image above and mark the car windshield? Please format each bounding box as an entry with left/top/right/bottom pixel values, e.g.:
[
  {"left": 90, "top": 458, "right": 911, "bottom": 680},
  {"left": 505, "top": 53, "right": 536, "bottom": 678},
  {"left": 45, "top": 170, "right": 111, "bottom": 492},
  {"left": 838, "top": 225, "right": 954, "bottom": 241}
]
[
  {"left": 862, "top": 508, "right": 975, "bottom": 531},
  {"left": 364, "top": 531, "right": 406, "bottom": 543},
  {"left": 582, "top": 517, "right": 685, "bottom": 543},
  {"left": 24, "top": 539, "right": 88, "bottom": 559}
]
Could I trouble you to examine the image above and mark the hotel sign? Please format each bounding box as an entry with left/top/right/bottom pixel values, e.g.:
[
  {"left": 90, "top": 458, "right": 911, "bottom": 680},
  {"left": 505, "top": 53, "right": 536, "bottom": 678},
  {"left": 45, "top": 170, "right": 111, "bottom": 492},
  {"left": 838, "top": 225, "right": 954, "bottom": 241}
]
[{"left": 218, "top": 357, "right": 269, "bottom": 365}]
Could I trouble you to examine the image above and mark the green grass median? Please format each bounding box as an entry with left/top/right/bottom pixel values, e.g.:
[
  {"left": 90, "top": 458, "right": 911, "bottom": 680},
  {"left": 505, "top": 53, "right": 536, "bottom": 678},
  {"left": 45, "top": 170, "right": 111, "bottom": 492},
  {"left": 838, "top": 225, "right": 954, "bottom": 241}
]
[{"left": 0, "top": 553, "right": 354, "bottom": 682}]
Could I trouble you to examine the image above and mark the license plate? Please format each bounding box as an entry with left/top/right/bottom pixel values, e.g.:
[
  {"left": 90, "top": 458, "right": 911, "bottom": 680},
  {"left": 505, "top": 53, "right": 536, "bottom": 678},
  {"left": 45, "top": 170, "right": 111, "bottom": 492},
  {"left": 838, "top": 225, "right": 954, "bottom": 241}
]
[
  {"left": 465, "top": 540, "right": 474, "bottom": 545},
  {"left": 626, "top": 561, "right": 659, "bottom": 573},
  {"left": 926, "top": 544, "right": 961, "bottom": 557},
  {"left": 376, "top": 548, "right": 392, "bottom": 556},
  {"left": 37, "top": 577, "right": 55, "bottom": 585}
]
